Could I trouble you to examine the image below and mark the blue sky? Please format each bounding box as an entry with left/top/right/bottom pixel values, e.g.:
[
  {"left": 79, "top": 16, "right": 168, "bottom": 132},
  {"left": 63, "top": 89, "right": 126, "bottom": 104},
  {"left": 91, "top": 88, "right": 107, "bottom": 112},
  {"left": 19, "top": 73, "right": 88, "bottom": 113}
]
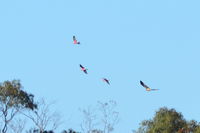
[{"left": 0, "top": 0, "right": 200, "bottom": 132}]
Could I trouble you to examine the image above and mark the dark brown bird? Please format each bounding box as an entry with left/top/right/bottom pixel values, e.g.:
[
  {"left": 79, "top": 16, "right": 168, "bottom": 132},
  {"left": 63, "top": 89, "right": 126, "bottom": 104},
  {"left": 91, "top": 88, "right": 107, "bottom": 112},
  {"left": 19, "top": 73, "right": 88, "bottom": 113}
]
[
  {"left": 140, "top": 80, "right": 159, "bottom": 91},
  {"left": 102, "top": 78, "right": 110, "bottom": 85},
  {"left": 73, "top": 36, "right": 80, "bottom": 44},
  {"left": 80, "top": 64, "right": 87, "bottom": 74}
]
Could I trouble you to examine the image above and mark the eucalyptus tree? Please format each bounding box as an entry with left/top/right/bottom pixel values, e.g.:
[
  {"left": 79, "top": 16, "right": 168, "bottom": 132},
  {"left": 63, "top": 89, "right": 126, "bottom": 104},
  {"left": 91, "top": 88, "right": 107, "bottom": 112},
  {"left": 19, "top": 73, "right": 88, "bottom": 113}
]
[
  {"left": 135, "top": 107, "right": 187, "bottom": 133},
  {"left": 0, "top": 80, "right": 37, "bottom": 133}
]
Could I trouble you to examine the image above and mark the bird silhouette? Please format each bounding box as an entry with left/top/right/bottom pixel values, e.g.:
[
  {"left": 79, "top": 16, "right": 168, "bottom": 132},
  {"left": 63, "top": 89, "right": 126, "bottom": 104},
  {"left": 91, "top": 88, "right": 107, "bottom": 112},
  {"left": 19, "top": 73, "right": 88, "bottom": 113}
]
[
  {"left": 102, "top": 78, "right": 110, "bottom": 85},
  {"left": 73, "top": 36, "right": 80, "bottom": 44},
  {"left": 80, "top": 64, "right": 88, "bottom": 74},
  {"left": 140, "top": 80, "right": 159, "bottom": 91}
]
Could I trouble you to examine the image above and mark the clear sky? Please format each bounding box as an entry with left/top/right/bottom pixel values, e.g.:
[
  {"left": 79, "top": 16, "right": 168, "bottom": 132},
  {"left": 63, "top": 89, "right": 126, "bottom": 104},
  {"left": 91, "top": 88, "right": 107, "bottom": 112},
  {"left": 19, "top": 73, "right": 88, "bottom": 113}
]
[{"left": 0, "top": 0, "right": 200, "bottom": 133}]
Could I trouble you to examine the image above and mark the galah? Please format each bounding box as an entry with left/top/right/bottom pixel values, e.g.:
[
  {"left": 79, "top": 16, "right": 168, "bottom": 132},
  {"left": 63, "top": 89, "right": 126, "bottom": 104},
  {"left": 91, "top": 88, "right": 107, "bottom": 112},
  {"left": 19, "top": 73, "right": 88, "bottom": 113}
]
[
  {"left": 73, "top": 36, "right": 80, "bottom": 44},
  {"left": 80, "top": 64, "right": 87, "bottom": 74}
]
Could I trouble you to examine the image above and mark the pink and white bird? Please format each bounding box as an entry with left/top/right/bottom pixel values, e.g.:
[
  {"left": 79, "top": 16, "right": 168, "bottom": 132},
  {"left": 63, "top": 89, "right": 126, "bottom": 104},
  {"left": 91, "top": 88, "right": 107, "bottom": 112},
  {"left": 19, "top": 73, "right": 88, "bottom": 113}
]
[
  {"left": 102, "top": 78, "right": 110, "bottom": 85},
  {"left": 73, "top": 36, "right": 80, "bottom": 45},
  {"left": 80, "top": 64, "right": 88, "bottom": 74}
]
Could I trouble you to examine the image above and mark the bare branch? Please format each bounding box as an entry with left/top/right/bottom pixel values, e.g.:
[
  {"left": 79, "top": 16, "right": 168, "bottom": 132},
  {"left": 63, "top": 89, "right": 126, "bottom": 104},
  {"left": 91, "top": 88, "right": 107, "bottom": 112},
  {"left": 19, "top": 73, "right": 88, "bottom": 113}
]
[
  {"left": 22, "top": 98, "right": 62, "bottom": 132},
  {"left": 80, "top": 106, "right": 99, "bottom": 133},
  {"left": 98, "top": 100, "right": 119, "bottom": 133},
  {"left": 80, "top": 101, "right": 119, "bottom": 133},
  {"left": 9, "top": 118, "right": 26, "bottom": 133}
]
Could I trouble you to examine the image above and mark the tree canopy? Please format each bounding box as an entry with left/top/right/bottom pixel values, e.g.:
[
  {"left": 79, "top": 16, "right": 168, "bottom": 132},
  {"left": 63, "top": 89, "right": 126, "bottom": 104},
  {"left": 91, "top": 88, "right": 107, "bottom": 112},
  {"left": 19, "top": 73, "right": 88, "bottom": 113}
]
[
  {"left": 0, "top": 80, "right": 37, "bottom": 110},
  {"left": 1, "top": 80, "right": 200, "bottom": 133},
  {"left": 134, "top": 107, "right": 200, "bottom": 133},
  {"left": 0, "top": 80, "right": 37, "bottom": 133}
]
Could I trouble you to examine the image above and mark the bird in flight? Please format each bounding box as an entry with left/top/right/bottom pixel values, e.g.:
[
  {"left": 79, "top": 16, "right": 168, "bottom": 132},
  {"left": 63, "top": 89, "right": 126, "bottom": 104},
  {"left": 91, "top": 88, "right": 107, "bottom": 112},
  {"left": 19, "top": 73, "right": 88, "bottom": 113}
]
[
  {"left": 140, "top": 80, "right": 159, "bottom": 91},
  {"left": 73, "top": 36, "right": 80, "bottom": 44},
  {"left": 102, "top": 78, "right": 110, "bottom": 85},
  {"left": 80, "top": 64, "right": 87, "bottom": 74}
]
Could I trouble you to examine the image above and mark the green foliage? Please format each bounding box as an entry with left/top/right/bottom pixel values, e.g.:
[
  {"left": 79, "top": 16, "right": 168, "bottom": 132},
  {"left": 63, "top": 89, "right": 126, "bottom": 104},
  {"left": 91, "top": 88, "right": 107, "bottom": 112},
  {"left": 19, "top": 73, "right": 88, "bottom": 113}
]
[
  {"left": 135, "top": 107, "right": 187, "bottom": 133},
  {"left": 0, "top": 80, "right": 37, "bottom": 133},
  {"left": 150, "top": 107, "right": 187, "bottom": 133},
  {"left": 2, "top": 80, "right": 200, "bottom": 133},
  {"left": 0, "top": 80, "right": 37, "bottom": 110},
  {"left": 134, "top": 107, "right": 200, "bottom": 133},
  {"left": 194, "top": 126, "right": 200, "bottom": 133},
  {"left": 135, "top": 120, "right": 153, "bottom": 133}
]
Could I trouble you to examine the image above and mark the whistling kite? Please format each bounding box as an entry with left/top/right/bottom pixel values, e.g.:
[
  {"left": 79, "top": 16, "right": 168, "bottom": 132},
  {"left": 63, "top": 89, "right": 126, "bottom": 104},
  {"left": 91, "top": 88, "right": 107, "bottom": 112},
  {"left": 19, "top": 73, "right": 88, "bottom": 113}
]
[
  {"left": 140, "top": 81, "right": 159, "bottom": 91},
  {"left": 73, "top": 36, "right": 80, "bottom": 44},
  {"left": 80, "top": 64, "right": 87, "bottom": 74}
]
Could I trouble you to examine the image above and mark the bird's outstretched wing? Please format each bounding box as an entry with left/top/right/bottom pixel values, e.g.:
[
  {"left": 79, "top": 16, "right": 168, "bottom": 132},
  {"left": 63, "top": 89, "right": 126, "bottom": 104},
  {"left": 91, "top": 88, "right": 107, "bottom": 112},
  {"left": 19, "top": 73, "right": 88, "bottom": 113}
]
[
  {"left": 83, "top": 70, "right": 87, "bottom": 74},
  {"left": 106, "top": 80, "right": 110, "bottom": 85},
  {"left": 73, "top": 36, "right": 76, "bottom": 41},
  {"left": 150, "top": 89, "right": 159, "bottom": 91},
  {"left": 103, "top": 78, "right": 110, "bottom": 85},
  {"left": 140, "top": 80, "right": 149, "bottom": 89},
  {"left": 80, "top": 64, "right": 84, "bottom": 68}
]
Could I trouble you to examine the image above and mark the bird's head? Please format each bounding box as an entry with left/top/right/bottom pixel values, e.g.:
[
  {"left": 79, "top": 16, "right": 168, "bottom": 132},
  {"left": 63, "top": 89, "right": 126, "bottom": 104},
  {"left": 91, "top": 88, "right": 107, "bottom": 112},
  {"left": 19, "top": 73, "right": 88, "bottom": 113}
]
[{"left": 146, "top": 88, "right": 151, "bottom": 91}]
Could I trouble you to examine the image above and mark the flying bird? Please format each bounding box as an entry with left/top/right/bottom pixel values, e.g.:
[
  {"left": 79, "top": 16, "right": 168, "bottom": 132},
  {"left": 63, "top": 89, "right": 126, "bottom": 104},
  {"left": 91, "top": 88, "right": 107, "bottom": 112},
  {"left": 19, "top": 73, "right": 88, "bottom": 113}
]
[
  {"left": 80, "top": 64, "right": 87, "bottom": 74},
  {"left": 102, "top": 78, "right": 110, "bottom": 85},
  {"left": 73, "top": 36, "right": 80, "bottom": 44},
  {"left": 140, "top": 80, "right": 159, "bottom": 91}
]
